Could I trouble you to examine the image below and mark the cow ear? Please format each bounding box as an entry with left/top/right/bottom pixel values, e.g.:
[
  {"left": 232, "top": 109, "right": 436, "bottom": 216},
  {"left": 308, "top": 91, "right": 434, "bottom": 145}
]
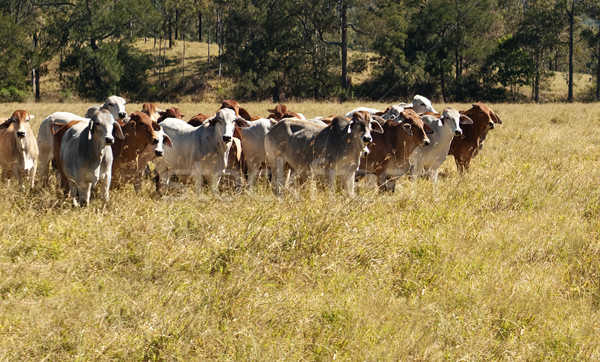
[
  {"left": 269, "top": 118, "right": 278, "bottom": 126},
  {"left": 163, "top": 134, "right": 173, "bottom": 147},
  {"left": 491, "top": 111, "right": 503, "bottom": 124},
  {"left": 423, "top": 123, "right": 434, "bottom": 135},
  {"left": 26, "top": 115, "right": 34, "bottom": 121},
  {"left": 459, "top": 115, "right": 473, "bottom": 125},
  {"left": 232, "top": 137, "right": 242, "bottom": 162},
  {"left": 346, "top": 121, "right": 353, "bottom": 134},
  {"left": 0, "top": 118, "right": 13, "bottom": 130},
  {"left": 113, "top": 121, "right": 125, "bottom": 140},
  {"left": 235, "top": 117, "right": 250, "bottom": 127},
  {"left": 402, "top": 122, "right": 413, "bottom": 137},
  {"left": 370, "top": 120, "right": 384, "bottom": 134}
]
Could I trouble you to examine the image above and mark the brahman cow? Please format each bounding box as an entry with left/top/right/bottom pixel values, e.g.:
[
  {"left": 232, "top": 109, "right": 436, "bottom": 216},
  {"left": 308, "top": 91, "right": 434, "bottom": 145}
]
[
  {"left": 237, "top": 117, "right": 277, "bottom": 188},
  {"left": 38, "top": 112, "right": 87, "bottom": 185},
  {"left": 345, "top": 95, "right": 438, "bottom": 119},
  {"left": 141, "top": 102, "right": 163, "bottom": 122},
  {"left": 0, "top": 110, "right": 39, "bottom": 187},
  {"left": 265, "top": 111, "right": 383, "bottom": 196},
  {"left": 154, "top": 108, "right": 249, "bottom": 193},
  {"left": 359, "top": 109, "right": 432, "bottom": 191},
  {"left": 60, "top": 109, "right": 124, "bottom": 206},
  {"left": 157, "top": 107, "right": 185, "bottom": 123},
  {"left": 267, "top": 104, "right": 306, "bottom": 121},
  {"left": 85, "top": 95, "right": 128, "bottom": 121},
  {"left": 409, "top": 108, "right": 472, "bottom": 182},
  {"left": 110, "top": 111, "right": 166, "bottom": 190},
  {"left": 448, "top": 103, "right": 503, "bottom": 173}
]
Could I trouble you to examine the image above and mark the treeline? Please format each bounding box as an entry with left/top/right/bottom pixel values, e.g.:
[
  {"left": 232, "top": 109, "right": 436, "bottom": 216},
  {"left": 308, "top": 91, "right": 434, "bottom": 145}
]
[{"left": 1, "top": 0, "right": 599, "bottom": 103}]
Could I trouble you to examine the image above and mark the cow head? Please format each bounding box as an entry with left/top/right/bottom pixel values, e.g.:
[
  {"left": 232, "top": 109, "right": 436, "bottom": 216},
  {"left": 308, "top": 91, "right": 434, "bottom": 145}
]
[
  {"left": 102, "top": 95, "right": 128, "bottom": 121},
  {"left": 157, "top": 107, "right": 185, "bottom": 123},
  {"left": 411, "top": 95, "right": 437, "bottom": 114},
  {"left": 141, "top": 102, "right": 163, "bottom": 122},
  {"left": 462, "top": 103, "right": 503, "bottom": 134},
  {"left": 397, "top": 109, "right": 432, "bottom": 147},
  {"left": 209, "top": 108, "right": 250, "bottom": 143},
  {"left": 0, "top": 110, "right": 34, "bottom": 141},
  {"left": 127, "top": 111, "right": 163, "bottom": 153},
  {"left": 89, "top": 108, "right": 124, "bottom": 145},
  {"left": 343, "top": 111, "right": 384, "bottom": 155},
  {"left": 440, "top": 108, "right": 473, "bottom": 137}
]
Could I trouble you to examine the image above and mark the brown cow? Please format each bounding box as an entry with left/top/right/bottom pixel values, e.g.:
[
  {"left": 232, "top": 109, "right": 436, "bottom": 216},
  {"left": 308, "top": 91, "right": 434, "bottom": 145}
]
[
  {"left": 359, "top": 109, "right": 432, "bottom": 191},
  {"left": 111, "top": 111, "right": 164, "bottom": 190},
  {"left": 221, "top": 99, "right": 259, "bottom": 121},
  {"left": 187, "top": 113, "right": 211, "bottom": 127},
  {"left": 448, "top": 103, "right": 503, "bottom": 173},
  {"left": 141, "top": 102, "right": 163, "bottom": 122},
  {"left": 157, "top": 107, "right": 185, "bottom": 123},
  {"left": 267, "top": 104, "right": 304, "bottom": 121},
  {"left": 0, "top": 110, "right": 39, "bottom": 187}
]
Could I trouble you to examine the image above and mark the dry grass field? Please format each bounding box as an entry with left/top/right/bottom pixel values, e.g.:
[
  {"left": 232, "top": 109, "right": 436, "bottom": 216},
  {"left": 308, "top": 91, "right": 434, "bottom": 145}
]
[{"left": 0, "top": 101, "right": 599, "bottom": 359}]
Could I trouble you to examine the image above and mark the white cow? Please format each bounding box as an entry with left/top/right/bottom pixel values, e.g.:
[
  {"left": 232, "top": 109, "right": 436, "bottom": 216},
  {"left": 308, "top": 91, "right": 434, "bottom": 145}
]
[
  {"left": 409, "top": 108, "right": 472, "bottom": 182},
  {"left": 60, "top": 109, "right": 124, "bottom": 206},
  {"left": 37, "top": 112, "right": 88, "bottom": 185},
  {"left": 0, "top": 110, "right": 39, "bottom": 187},
  {"left": 265, "top": 111, "right": 384, "bottom": 196},
  {"left": 85, "top": 95, "right": 128, "bottom": 121},
  {"left": 154, "top": 108, "right": 249, "bottom": 193},
  {"left": 238, "top": 117, "right": 277, "bottom": 188}
]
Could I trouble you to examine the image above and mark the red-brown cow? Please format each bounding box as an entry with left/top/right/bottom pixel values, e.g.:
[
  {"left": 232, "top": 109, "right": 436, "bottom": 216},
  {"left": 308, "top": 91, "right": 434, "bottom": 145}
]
[
  {"left": 267, "top": 104, "right": 305, "bottom": 121},
  {"left": 359, "top": 109, "right": 432, "bottom": 191},
  {"left": 157, "top": 107, "right": 185, "bottom": 123},
  {"left": 448, "top": 103, "right": 503, "bottom": 173}
]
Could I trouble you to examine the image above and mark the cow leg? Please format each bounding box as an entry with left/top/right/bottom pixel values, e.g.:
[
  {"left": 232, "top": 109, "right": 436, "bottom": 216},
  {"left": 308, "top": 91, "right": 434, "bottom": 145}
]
[
  {"left": 38, "top": 153, "right": 52, "bottom": 186},
  {"left": 68, "top": 181, "right": 79, "bottom": 207},
  {"left": 100, "top": 173, "right": 111, "bottom": 202},
  {"left": 273, "top": 157, "right": 285, "bottom": 195},
  {"left": 343, "top": 172, "right": 356, "bottom": 197},
  {"left": 80, "top": 183, "right": 92, "bottom": 206},
  {"left": 327, "top": 168, "right": 336, "bottom": 195}
]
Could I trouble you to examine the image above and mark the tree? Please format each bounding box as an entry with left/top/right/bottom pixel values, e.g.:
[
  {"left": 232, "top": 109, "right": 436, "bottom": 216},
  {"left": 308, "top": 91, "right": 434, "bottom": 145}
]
[
  {"left": 60, "top": 0, "right": 160, "bottom": 100},
  {"left": 0, "top": 10, "right": 31, "bottom": 101},
  {"left": 516, "top": 0, "right": 566, "bottom": 102}
]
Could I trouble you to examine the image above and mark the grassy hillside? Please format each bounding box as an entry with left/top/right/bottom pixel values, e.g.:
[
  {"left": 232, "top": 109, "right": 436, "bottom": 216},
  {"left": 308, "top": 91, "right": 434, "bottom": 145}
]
[{"left": 0, "top": 101, "right": 599, "bottom": 359}]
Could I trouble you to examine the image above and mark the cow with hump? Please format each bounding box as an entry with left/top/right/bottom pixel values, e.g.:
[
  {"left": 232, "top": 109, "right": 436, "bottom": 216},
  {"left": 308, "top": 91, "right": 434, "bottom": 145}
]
[
  {"left": 154, "top": 108, "right": 250, "bottom": 193},
  {"left": 60, "top": 108, "right": 124, "bottom": 206},
  {"left": 448, "top": 103, "right": 503, "bottom": 173},
  {"left": 409, "top": 108, "right": 473, "bottom": 182},
  {"left": 358, "top": 108, "right": 432, "bottom": 192},
  {"left": 0, "top": 110, "right": 39, "bottom": 187},
  {"left": 265, "top": 110, "right": 383, "bottom": 196}
]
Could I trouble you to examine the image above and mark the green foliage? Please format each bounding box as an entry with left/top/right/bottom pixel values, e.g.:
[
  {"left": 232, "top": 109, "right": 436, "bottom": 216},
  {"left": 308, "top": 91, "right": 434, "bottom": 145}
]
[{"left": 0, "top": 11, "right": 31, "bottom": 95}]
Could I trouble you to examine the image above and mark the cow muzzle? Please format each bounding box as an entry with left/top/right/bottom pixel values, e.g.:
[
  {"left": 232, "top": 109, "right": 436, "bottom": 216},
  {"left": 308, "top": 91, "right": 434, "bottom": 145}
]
[
  {"left": 16, "top": 131, "right": 26, "bottom": 138},
  {"left": 362, "top": 135, "right": 372, "bottom": 143},
  {"left": 154, "top": 149, "right": 164, "bottom": 157},
  {"left": 118, "top": 112, "right": 127, "bottom": 120},
  {"left": 105, "top": 136, "right": 115, "bottom": 145},
  {"left": 423, "top": 138, "right": 431, "bottom": 146},
  {"left": 489, "top": 121, "right": 495, "bottom": 129},
  {"left": 454, "top": 129, "right": 463, "bottom": 136},
  {"left": 222, "top": 135, "right": 232, "bottom": 142}
]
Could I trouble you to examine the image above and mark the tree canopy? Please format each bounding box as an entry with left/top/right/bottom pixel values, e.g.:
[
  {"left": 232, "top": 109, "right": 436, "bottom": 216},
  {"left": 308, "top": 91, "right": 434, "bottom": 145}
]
[{"left": 0, "top": 0, "right": 598, "bottom": 102}]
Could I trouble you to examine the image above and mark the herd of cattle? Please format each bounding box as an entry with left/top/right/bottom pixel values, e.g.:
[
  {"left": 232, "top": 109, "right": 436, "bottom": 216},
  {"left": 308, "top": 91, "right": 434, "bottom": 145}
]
[{"left": 0, "top": 95, "right": 502, "bottom": 206}]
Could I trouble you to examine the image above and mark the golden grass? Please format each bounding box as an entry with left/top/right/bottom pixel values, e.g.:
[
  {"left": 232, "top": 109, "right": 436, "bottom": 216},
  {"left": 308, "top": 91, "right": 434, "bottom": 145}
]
[{"left": 0, "top": 102, "right": 600, "bottom": 359}]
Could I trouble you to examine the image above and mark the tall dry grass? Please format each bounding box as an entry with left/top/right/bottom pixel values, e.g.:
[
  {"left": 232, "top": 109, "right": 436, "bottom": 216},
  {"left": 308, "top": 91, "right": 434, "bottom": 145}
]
[{"left": 0, "top": 102, "right": 599, "bottom": 359}]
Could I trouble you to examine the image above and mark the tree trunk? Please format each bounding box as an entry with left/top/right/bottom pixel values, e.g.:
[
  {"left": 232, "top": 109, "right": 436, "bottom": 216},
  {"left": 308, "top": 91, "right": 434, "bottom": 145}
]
[
  {"left": 207, "top": 27, "right": 210, "bottom": 72},
  {"left": 175, "top": 9, "right": 179, "bottom": 40},
  {"left": 218, "top": 8, "right": 223, "bottom": 77},
  {"left": 168, "top": 12, "right": 173, "bottom": 48},
  {"left": 198, "top": 11, "right": 202, "bottom": 42},
  {"left": 35, "top": 68, "right": 40, "bottom": 102},
  {"left": 596, "top": 34, "right": 600, "bottom": 100},
  {"left": 340, "top": 3, "right": 348, "bottom": 94},
  {"left": 567, "top": 0, "right": 575, "bottom": 102}
]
